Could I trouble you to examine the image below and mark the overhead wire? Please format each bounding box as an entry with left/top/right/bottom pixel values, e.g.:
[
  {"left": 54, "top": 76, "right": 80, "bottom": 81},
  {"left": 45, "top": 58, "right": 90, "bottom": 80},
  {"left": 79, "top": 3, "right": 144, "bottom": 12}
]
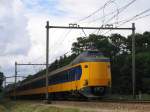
[
  {"left": 49, "top": 29, "right": 72, "bottom": 62},
  {"left": 49, "top": 1, "right": 115, "bottom": 62},
  {"left": 102, "top": 8, "right": 150, "bottom": 35},
  {"left": 134, "top": 13, "right": 150, "bottom": 21},
  {"left": 32, "top": 0, "right": 141, "bottom": 69},
  {"left": 119, "top": 8, "right": 150, "bottom": 26},
  {"left": 97, "top": 0, "right": 137, "bottom": 35},
  {"left": 102, "top": 0, "right": 119, "bottom": 26},
  {"left": 77, "top": 0, "right": 115, "bottom": 23},
  {"left": 52, "top": 29, "right": 72, "bottom": 51},
  {"left": 80, "top": 0, "right": 135, "bottom": 36},
  {"left": 51, "top": 0, "right": 118, "bottom": 57},
  {"left": 81, "top": 28, "right": 87, "bottom": 37},
  {"left": 97, "top": 0, "right": 119, "bottom": 35},
  {"left": 89, "top": 0, "right": 136, "bottom": 24}
]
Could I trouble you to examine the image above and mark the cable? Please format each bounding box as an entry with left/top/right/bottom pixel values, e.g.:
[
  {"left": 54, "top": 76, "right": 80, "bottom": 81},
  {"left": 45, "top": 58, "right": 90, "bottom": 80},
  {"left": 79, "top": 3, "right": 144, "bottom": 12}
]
[
  {"left": 52, "top": 29, "right": 72, "bottom": 52},
  {"left": 97, "top": 0, "right": 119, "bottom": 35},
  {"left": 81, "top": 29, "right": 87, "bottom": 37},
  {"left": 102, "top": 8, "right": 150, "bottom": 35},
  {"left": 102, "top": 0, "right": 119, "bottom": 26},
  {"left": 49, "top": 29, "right": 72, "bottom": 62},
  {"left": 76, "top": 0, "right": 115, "bottom": 23},
  {"left": 134, "top": 13, "right": 150, "bottom": 21},
  {"left": 107, "top": 12, "right": 150, "bottom": 26},
  {"left": 119, "top": 8, "right": 150, "bottom": 26},
  {"left": 93, "top": 0, "right": 136, "bottom": 35},
  {"left": 39, "top": 29, "right": 72, "bottom": 64},
  {"left": 88, "top": 0, "right": 136, "bottom": 24},
  {"left": 102, "top": 0, "right": 137, "bottom": 26}
]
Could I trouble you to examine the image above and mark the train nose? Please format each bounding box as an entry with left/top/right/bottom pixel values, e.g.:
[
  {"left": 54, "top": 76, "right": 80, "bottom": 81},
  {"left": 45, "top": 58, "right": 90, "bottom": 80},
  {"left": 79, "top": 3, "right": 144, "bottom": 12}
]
[{"left": 88, "top": 62, "right": 110, "bottom": 86}]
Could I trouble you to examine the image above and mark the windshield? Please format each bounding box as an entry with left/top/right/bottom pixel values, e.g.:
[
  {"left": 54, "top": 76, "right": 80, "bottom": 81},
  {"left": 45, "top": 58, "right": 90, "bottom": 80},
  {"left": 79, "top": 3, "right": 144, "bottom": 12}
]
[{"left": 87, "top": 51, "right": 104, "bottom": 57}]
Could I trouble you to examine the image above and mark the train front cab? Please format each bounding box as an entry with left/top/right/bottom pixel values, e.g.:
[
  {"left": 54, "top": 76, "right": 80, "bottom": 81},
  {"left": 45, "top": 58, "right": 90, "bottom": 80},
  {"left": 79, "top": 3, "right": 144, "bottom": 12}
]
[{"left": 79, "top": 61, "right": 111, "bottom": 98}]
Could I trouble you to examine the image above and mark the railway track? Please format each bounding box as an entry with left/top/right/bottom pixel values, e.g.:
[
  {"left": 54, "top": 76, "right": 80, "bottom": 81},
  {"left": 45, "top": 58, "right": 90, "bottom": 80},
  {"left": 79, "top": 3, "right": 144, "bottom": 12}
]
[
  {"left": 50, "top": 99, "right": 150, "bottom": 112},
  {"left": 92, "top": 99, "right": 150, "bottom": 104},
  {"left": 51, "top": 98, "right": 150, "bottom": 104}
]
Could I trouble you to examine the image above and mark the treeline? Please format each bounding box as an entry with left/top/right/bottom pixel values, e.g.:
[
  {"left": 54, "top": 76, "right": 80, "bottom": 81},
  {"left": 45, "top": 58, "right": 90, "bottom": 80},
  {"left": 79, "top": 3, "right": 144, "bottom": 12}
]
[
  {"left": 0, "top": 72, "right": 4, "bottom": 92},
  {"left": 27, "top": 31, "right": 150, "bottom": 95},
  {"left": 71, "top": 31, "right": 150, "bottom": 94}
]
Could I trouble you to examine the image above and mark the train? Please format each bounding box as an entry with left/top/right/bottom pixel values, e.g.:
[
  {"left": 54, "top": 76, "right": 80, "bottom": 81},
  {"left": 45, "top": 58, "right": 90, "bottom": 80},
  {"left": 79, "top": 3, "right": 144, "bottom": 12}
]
[{"left": 5, "top": 50, "right": 111, "bottom": 100}]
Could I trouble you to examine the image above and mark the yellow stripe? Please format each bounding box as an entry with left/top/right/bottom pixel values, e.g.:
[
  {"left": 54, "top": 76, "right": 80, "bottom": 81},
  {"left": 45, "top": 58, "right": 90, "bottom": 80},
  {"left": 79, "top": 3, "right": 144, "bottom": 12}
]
[{"left": 12, "top": 80, "right": 81, "bottom": 96}]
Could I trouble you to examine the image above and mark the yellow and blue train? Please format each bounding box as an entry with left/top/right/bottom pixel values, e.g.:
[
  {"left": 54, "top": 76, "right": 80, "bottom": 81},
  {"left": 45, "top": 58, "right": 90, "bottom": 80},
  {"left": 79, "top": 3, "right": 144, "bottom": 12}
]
[{"left": 5, "top": 51, "right": 111, "bottom": 99}]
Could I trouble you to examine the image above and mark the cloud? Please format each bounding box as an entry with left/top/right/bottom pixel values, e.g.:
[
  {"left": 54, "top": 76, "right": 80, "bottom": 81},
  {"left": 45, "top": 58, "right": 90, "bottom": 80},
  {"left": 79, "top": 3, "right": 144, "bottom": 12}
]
[
  {"left": 0, "top": 0, "right": 32, "bottom": 80},
  {"left": 18, "top": 0, "right": 150, "bottom": 62},
  {"left": 0, "top": 0, "right": 31, "bottom": 56},
  {"left": 1, "top": 0, "right": 150, "bottom": 81}
]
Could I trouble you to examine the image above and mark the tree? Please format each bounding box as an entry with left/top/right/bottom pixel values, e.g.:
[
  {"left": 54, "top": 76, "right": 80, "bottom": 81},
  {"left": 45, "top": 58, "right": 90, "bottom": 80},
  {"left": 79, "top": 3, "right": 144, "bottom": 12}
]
[
  {"left": 25, "top": 31, "right": 150, "bottom": 95},
  {"left": 0, "top": 72, "right": 4, "bottom": 92}
]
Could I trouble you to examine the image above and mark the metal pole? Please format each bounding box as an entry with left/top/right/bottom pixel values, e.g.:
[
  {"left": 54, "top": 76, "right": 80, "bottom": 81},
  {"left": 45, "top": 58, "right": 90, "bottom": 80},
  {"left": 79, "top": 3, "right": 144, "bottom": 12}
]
[
  {"left": 14, "top": 61, "right": 17, "bottom": 100},
  {"left": 17, "top": 64, "right": 49, "bottom": 65},
  {"left": 45, "top": 23, "right": 133, "bottom": 101},
  {"left": 48, "top": 25, "right": 133, "bottom": 30},
  {"left": 46, "top": 21, "right": 49, "bottom": 102},
  {"left": 4, "top": 77, "right": 6, "bottom": 88},
  {"left": 132, "top": 23, "right": 136, "bottom": 98}
]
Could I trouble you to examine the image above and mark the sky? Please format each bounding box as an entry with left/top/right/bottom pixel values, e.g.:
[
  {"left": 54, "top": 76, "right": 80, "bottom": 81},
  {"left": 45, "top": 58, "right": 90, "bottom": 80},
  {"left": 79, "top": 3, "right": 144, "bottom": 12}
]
[{"left": 0, "top": 0, "right": 150, "bottom": 84}]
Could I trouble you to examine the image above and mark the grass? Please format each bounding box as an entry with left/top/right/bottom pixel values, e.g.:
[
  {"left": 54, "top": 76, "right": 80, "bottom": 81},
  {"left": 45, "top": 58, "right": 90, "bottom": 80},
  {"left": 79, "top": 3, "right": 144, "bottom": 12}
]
[
  {"left": 11, "top": 104, "right": 80, "bottom": 112},
  {"left": 0, "top": 94, "right": 150, "bottom": 112},
  {"left": 0, "top": 100, "right": 83, "bottom": 112},
  {"left": 0, "top": 105, "right": 7, "bottom": 112}
]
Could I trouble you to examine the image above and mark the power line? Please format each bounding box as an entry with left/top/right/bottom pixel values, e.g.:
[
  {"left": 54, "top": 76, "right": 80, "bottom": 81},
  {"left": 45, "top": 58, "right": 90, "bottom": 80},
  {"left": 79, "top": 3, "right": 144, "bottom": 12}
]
[
  {"left": 104, "top": 0, "right": 136, "bottom": 24},
  {"left": 134, "top": 13, "right": 150, "bottom": 20},
  {"left": 92, "top": 0, "right": 136, "bottom": 35},
  {"left": 119, "top": 8, "right": 150, "bottom": 26},
  {"left": 81, "top": 28, "right": 87, "bottom": 37},
  {"left": 102, "top": 7, "right": 150, "bottom": 35},
  {"left": 107, "top": 12, "right": 150, "bottom": 26},
  {"left": 102, "top": 0, "right": 119, "bottom": 26},
  {"left": 49, "top": 29, "right": 72, "bottom": 63},
  {"left": 97, "top": 0, "right": 119, "bottom": 35},
  {"left": 88, "top": 0, "right": 136, "bottom": 24},
  {"left": 77, "top": 0, "right": 115, "bottom": 22},
  {"left": 52, "top": 29, "right": 72, "bottom": 52},
  {"left": 50, "top": 0, "right": 135, "bottom": 59},
  {"left": 122, "top": 8, "right": 150, "bottom": 24}
]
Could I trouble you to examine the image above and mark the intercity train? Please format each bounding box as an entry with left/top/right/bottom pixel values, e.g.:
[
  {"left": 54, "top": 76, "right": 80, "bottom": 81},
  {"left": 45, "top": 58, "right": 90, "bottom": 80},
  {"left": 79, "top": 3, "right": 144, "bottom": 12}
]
[{"left": 5, "top": 51, "right": 111, "bottom": 99}]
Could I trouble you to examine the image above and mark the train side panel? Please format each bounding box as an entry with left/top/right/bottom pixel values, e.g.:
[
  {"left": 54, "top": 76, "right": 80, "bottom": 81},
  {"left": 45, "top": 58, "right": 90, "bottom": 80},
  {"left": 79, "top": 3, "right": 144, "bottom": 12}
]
[{"left": 8, "top": 61, "right": 111, "bottom": 98}]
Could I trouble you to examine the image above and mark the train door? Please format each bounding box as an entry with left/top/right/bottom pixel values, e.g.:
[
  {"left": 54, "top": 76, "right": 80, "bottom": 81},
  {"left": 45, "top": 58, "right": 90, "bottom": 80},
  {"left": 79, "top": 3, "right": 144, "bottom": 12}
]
[
  {"left": 75, "top": 66, "right": 82, "bottom": 90},
  {"left": 69, "top": 68, "right": 76, "bottom": 91},
  {"left": 84, "top": 63, "right": 89, "bottom": 86}
]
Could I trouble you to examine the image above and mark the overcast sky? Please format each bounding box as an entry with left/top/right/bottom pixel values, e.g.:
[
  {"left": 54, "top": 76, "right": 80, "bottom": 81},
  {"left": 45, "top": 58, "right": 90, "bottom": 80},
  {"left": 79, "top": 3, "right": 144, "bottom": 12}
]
[{"left": 0, "top": 0, "right": 150, "bottom": 83}]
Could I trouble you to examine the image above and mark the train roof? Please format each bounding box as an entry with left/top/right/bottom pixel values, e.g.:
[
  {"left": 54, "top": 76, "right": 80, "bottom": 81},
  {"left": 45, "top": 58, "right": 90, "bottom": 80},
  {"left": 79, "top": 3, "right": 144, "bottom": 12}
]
[{"left": 71, "top": 50, "right": 109, "bottom": 65}]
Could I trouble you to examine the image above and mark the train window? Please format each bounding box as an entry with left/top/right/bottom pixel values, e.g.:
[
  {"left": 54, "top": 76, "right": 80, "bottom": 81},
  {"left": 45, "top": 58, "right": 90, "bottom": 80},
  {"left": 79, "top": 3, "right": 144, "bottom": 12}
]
[
  {"left": 87, "top": 51, "right": 103, "bottom": 57},
  {"left": 69, "top": 69, "right": 75, "bottom": 81},
  {"left": 47, "top": 65, "right": 82, "bottom": 85},
  {"left": 63, "top": 71, "right": 68, "bottom": 82},
  {"left": 75, "top": 66, "right": 82, "bottom": 80}
]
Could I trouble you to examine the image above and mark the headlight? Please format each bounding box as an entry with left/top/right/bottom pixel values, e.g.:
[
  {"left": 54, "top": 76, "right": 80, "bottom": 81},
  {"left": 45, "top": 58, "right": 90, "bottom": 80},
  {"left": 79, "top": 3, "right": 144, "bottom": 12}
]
[{"left": 83, "top": 79, "right": 88, "bottom": 86}]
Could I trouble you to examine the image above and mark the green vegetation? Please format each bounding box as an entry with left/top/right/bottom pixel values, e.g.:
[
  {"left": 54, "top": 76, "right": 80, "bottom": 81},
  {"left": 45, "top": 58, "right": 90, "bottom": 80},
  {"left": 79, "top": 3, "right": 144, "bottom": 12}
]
[
  {"left": 0, "top": 100, "right": 86, "bottom": 112},
  {"left": 24, "top": 31, "right": 150, "bottom": 95},
  {"left": 0, "top": 72, "right": 4, "bottom": 92}
]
